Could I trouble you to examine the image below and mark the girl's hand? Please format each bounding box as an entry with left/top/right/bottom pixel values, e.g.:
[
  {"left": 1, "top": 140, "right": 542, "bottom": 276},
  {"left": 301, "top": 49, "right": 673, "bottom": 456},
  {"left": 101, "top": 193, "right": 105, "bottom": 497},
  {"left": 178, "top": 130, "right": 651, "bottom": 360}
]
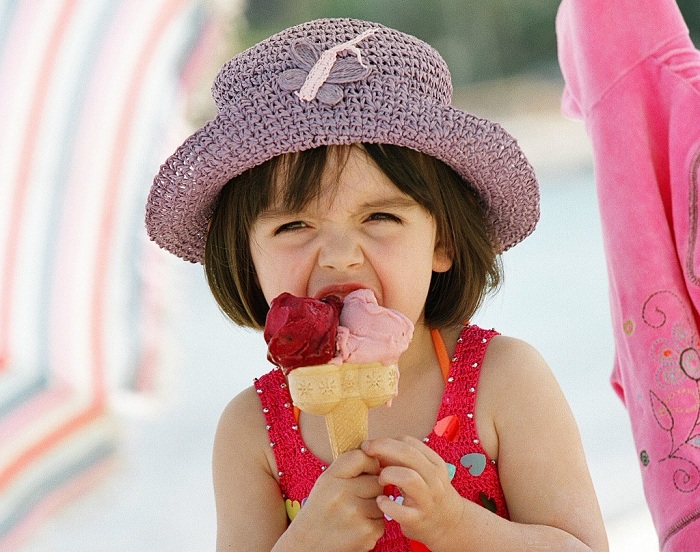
[
  {"left": 284, "top": 448, "right": 386, "bottom": 551},
  {"left": 361, "top": 436, "right": 466, "bottom": 550}
]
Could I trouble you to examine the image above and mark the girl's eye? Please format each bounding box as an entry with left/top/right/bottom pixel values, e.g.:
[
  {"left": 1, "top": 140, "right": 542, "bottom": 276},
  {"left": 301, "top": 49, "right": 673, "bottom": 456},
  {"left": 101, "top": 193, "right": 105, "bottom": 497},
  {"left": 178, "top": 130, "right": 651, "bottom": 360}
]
[
  {"left": 366, "top": 212, "right": 401, "bottom": 223},
  {"left": 274, "top": 220, "right": 307, "bottom": 234}
]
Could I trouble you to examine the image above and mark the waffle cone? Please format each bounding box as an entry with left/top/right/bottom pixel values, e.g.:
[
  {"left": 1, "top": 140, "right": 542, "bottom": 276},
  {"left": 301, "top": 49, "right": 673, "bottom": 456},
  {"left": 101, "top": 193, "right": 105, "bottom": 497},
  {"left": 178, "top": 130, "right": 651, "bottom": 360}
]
[{"left": 287, "top": 362, "right": 399, "bottom": 459}]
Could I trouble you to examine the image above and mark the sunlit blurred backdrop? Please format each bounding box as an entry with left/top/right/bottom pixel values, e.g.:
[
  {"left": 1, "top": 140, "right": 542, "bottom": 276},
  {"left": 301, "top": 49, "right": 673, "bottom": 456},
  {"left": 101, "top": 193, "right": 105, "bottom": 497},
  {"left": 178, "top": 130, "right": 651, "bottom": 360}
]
[{"left": 3, "top": 0, "right": 699, "bottom": 550}]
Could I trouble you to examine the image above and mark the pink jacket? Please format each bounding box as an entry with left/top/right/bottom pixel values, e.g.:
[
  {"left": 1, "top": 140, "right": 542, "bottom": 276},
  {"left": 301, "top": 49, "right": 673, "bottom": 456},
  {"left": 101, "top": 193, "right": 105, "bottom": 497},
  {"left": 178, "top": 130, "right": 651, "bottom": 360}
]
[{"left": 557, "top": 0, "right": 700, "bottom": 548}]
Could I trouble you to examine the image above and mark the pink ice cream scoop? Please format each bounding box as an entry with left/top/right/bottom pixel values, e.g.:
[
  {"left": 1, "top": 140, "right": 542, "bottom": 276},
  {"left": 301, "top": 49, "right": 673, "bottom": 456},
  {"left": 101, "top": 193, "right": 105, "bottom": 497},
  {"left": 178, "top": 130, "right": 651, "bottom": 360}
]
[{"left": 333, "top": 289, "right": 414, "bottom": 365}]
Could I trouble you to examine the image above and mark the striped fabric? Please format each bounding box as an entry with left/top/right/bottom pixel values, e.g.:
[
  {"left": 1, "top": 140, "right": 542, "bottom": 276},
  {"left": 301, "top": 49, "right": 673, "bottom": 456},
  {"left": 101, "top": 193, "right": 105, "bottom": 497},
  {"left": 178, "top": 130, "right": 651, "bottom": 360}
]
[{"left": 0, "top": 0, "right": 215, "bottom": 547}]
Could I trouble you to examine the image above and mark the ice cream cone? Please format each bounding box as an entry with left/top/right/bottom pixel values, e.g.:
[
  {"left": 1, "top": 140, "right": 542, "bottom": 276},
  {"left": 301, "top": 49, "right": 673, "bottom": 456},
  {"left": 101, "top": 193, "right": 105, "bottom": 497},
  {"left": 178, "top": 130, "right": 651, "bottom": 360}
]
[{"left": 287, "top": 362, "right": 399, "bottom": 459}]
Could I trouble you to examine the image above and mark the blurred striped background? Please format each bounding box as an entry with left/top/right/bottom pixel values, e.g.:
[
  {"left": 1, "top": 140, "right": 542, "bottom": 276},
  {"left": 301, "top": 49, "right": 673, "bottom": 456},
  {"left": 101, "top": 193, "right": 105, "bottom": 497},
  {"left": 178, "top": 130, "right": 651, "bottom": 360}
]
[{"left": 0, "top": 0, "right": 224, "bottom": 547}]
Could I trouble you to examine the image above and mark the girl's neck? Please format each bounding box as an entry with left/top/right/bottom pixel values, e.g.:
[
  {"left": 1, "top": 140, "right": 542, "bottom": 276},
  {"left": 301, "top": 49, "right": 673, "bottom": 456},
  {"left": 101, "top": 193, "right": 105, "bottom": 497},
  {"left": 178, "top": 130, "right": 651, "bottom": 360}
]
[{"left": 397, "top": 322, "right": 461, "bottom": 382}]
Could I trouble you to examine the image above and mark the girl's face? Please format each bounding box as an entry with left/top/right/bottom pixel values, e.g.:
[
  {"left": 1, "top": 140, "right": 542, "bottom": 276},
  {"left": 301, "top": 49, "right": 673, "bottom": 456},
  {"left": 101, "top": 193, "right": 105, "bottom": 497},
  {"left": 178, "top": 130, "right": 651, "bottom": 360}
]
[{"left": 249, "top": 147, "right": 452, "bottom": 326}]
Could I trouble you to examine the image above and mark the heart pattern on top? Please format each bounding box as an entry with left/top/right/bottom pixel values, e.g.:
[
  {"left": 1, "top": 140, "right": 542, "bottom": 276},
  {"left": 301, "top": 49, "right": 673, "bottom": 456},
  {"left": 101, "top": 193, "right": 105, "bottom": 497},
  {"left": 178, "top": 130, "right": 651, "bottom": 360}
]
[
  {"left": 460, "top": 452, "right": 487, "bottom": 477},
  {"left": 433, "top": 415, "right": 460, "bottom": 442},
  {"left": 285, "top": 498, "right": 302, "bottom": 521}
]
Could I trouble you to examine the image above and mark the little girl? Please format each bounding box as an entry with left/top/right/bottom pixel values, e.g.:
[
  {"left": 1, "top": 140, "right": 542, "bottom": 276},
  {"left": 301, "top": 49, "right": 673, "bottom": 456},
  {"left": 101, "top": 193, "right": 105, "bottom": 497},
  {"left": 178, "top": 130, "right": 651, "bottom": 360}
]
[{"left": 146, "top": 18, "right": 608, "bottom": 551}]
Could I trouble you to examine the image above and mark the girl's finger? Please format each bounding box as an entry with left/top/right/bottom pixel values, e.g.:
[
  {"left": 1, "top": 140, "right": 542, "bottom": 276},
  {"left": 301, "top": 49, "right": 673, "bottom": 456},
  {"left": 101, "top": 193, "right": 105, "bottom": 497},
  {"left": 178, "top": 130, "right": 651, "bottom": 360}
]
[
  {"left": 361, "top": 497, "right": 388, "bottom": 520},
  {"left": 350, "top": 474, "right": 385, "bottom": 499},
  {"left": 399, "top": 435, "right": 447, "bottom": 469},
  {"left": 376, "top": 494, "right": 417, "bottom": 525},
  {"left": 363, "top": 436, "right": 441, "bottom": 473},
  {"left": 328, "top": 448, "right": 382, "bottom": 478},
  {"left": 378, "top": 465, "right": 427, "bottom": 495}
]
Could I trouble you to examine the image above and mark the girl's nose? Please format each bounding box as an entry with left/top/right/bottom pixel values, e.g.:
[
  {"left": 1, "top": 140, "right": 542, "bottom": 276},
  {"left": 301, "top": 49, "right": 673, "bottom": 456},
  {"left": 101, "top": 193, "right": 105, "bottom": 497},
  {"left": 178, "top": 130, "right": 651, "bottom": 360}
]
[{"left": 317, "top": 231, "right": 364, "bottom": 271}]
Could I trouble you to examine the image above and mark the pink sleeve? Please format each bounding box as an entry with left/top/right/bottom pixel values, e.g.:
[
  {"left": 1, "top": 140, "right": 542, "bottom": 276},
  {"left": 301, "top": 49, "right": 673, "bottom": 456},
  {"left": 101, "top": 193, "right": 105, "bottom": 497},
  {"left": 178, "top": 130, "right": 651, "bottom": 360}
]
[
  {"left": 557, "top": 0, "right": 688, "bottom": 118},
  {"left": 557, "top": 1, "right": 700, "bottom": 549}
]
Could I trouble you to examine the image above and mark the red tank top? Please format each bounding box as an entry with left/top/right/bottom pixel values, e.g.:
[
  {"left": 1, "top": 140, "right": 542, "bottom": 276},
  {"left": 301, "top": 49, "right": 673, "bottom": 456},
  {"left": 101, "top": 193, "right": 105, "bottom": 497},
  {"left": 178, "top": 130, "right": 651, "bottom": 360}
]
[{"left": 254, "top": 324, "right": 509, "bottom": 551}]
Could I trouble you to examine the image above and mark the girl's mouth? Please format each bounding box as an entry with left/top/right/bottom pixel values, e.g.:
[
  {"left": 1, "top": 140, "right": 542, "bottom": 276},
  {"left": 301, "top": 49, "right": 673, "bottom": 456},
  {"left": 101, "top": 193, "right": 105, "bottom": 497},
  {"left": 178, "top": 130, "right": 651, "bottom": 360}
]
[{"left": 314, "top": 283, "right": 368, "bottom": 302}]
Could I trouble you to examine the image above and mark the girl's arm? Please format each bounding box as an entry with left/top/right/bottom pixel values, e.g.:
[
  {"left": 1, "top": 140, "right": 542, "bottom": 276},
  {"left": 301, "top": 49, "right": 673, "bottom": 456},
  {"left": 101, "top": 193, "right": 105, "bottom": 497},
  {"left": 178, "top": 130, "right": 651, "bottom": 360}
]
[
  {"left": 213, "top": 386, "right": 386, "bottom": 551},
  {"left": 362, "top": 337, "right": 609, "bottom": 551},
  {"left": 212, "top": 387, "right": 289, "bottom": 550}
]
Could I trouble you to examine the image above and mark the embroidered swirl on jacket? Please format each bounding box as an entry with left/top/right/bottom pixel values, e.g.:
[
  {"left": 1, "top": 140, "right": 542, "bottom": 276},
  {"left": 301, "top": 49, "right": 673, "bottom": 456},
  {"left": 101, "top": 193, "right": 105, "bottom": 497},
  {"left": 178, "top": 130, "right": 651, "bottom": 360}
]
[
  {"left": 278, "top": 29, "right": 378, "bottom": 105},
  {"left": 641, "top": 290, "right": 700, "bottom": 494}
]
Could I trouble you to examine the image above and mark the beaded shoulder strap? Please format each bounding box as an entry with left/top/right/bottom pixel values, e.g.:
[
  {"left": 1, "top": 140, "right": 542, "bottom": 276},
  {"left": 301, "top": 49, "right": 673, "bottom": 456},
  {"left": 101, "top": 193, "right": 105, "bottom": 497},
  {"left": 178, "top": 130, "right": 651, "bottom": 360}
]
[{"left": 255, "top": 370, "right": 327, "bottom": 482}]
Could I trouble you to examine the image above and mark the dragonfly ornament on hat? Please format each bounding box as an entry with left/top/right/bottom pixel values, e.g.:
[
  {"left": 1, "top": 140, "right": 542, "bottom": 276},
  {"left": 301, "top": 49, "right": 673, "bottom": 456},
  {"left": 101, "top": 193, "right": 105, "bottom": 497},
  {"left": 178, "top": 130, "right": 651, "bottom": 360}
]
[{"left": 279, "top": 28, "right": 379, "bottom": 105}]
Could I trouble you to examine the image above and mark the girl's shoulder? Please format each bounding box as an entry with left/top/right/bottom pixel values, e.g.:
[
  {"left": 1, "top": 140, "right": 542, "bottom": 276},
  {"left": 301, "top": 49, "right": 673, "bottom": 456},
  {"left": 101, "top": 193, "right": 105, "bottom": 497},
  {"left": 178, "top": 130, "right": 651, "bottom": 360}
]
[
  {"left": 478, "top": 333, "right": 583, "bottom": 462},
  {"left": 480, "top": 334, "right": 558, "bottom": 411},
  {"left": 471, "top": 334, "right": 556, "bottom": 457},
  {"left": 218, "top": 384, "right": 266, "bottom": 428},
  {"left": 213, "top": 384, "right": 297, "bottom": 547},
  {"left": 483, "top": 334, "right": 548, "bottom": 371},
  {"left": 476, "top": 334, "right": 606, "bottom": 545},
  {"left": 213, "top": 384, "right": 278, "bottom": 479}
]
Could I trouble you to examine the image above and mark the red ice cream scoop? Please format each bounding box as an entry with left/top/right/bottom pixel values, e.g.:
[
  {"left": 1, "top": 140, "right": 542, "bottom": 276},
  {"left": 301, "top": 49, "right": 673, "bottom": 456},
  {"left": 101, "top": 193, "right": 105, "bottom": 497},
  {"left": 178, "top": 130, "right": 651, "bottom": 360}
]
[{"left": 263, "top": 293, "right": 342, "bottom": 373}]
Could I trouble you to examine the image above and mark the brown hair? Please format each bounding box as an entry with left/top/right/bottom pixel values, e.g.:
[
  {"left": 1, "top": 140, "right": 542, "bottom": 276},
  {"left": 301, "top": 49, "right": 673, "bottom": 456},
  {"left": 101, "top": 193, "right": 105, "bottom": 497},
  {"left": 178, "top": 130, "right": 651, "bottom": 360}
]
[{"left": 204, "top": 144, "right": 502, "bottom": 329}]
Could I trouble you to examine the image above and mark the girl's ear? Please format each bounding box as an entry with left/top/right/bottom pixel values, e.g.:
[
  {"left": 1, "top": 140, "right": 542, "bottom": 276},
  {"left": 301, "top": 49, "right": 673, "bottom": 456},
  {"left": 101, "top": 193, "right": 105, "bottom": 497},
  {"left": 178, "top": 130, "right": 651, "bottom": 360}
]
[{"left": 432, "top": 241, "right": 453, "bottom": 273}]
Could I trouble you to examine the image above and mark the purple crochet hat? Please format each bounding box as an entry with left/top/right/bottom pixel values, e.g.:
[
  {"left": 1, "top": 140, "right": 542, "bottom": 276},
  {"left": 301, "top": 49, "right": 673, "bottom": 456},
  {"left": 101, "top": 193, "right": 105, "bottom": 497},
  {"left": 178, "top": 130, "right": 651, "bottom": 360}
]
[{"left": 146, "top": 18, "right": 539, "bottom": 263}]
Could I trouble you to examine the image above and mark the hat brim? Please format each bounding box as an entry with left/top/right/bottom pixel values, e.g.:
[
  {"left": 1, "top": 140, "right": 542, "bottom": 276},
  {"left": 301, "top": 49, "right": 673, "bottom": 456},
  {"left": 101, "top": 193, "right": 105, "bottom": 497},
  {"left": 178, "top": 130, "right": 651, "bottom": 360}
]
[{"left": 146, "top": 98, "right": 539, "bottom": 263}]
